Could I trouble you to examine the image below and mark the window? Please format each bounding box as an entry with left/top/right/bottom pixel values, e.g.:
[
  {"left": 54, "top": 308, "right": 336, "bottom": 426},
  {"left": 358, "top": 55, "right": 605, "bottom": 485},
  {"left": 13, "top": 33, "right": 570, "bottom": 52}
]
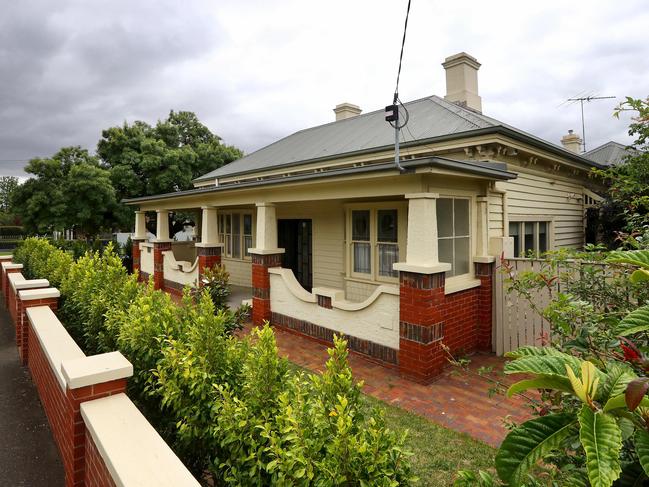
[
  {"left": 352, "top": 210, "right": 371, "bottom": 274},
  {"left": 509, "top": 221, "right": 549, "bottom": 257},
  {"left": 437, "top": 198, "right": 470, "bottom": 277},
  {"left": 377, "top": 209, "right": 398, "bottom": 278},
  {"left": 348, "top": 205, "right": 403, "bottom": 281},
  {"left": 218, "top": 212, "right": 254, "bottom": 260}
]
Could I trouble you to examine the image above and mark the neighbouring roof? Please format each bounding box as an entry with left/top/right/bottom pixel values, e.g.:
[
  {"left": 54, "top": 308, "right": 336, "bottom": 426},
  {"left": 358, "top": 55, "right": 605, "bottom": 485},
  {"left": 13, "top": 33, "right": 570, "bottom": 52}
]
[
  {"left": 195, "top": 94, "right": 601, "bottom": 183},
  {"left": 583, "top": 141, "right": 636, "bottom": 166},
  {"left": 123, "top": 156, "right": 517, "bottom": 204}
]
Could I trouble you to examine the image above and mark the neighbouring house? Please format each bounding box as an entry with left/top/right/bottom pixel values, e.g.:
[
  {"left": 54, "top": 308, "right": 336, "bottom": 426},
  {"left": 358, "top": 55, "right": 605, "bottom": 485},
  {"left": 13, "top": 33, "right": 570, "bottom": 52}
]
[
  {"left": 124, "top": 52, "right": 605, "bottom": 383},
  {"left": 584, "top": 140, "right": 637, "bottom": 166}
]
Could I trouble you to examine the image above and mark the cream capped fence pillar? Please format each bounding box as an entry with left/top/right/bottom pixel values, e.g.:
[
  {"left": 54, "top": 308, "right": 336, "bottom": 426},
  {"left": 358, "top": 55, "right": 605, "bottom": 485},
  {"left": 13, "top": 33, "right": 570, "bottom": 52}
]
[{"left": 249, "top": 203, "right": 284, "bottom": 326}]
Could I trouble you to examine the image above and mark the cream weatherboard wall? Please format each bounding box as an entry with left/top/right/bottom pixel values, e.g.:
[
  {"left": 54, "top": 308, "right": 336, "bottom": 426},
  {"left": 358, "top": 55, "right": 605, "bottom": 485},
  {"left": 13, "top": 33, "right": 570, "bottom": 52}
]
[
  {"left": 276, "top": 201, "right": 346, "bottom": 291},
  {"left": 222, "top": 258, "right": 252, "bottom": 287},
  {"left": 491, "top": 165, "right": 588, "bottom": 250}
]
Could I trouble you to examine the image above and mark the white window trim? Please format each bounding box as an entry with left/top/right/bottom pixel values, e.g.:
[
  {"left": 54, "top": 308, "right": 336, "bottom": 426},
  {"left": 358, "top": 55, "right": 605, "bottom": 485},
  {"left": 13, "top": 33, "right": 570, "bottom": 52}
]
[
  {"left": 507, "top": 215, "right": 555, "bottom": 257},
  {"left": 345, "top": 202, "right": 407, "bottom": 284},
  {"left": 217, "top": 210, "right": 255, "bottom": 262}
]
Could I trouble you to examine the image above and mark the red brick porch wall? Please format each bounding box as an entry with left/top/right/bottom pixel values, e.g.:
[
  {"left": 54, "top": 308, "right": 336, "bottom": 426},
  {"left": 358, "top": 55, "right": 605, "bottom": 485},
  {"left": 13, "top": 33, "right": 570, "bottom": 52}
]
[
  {"left": 398, "top": 261, "right": 495, "bottom": 383},
  {"left": 152, "top": 242, "right": 172, "bottom": 290},
  {"left": 251, "top": 253, "right": 283, "bottom": 325}
]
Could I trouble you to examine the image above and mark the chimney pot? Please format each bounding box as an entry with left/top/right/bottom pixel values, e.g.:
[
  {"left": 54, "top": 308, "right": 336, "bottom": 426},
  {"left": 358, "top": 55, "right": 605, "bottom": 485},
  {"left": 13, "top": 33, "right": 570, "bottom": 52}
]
[
  {"left": 333, "top": 102, "right": 362, "bottom": 121},
  {"left": 561, "top": 130, "right": 583, "bottom": 154},
  {"left": 442, "top": 52, "right": 482, "bottom": 113}
]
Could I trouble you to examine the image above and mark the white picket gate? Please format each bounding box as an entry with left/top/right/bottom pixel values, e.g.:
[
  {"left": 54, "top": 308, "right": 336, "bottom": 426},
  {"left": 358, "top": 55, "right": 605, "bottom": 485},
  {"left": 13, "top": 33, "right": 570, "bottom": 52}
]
[{"left": 493, "top": 258, "right": 556, "bottom": 355}]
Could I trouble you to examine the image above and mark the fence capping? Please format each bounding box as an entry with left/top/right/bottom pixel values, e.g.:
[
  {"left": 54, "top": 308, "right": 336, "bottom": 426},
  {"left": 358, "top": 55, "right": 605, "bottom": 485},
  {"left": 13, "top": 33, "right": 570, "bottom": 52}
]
[
  {"left": 12, "top": 278, "right": 49, "bottom": 291},
  {"left": 26, "top": 305, "right": 85, "bottom": 389},
  {"left": 0, "top": 254, "right": 13, "bottom": 261},
  {"left": 81, "top": 393, "right": 201, "bottom": 487},
  {"left": 18, "top": 287, "right": 60, "bottom": 301},
  {"left": 62, "top": 351, "right": 133, "bottom": 389},
  {"left": 1, "top": 262, "right": 22, "bottom": 270}
]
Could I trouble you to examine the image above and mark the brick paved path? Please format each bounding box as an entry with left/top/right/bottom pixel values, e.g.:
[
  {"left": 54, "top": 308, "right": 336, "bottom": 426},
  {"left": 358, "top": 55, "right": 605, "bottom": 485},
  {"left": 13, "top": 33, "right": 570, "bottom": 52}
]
[{"left": 245, "top": 324, "right": 534, "bottom": 447}]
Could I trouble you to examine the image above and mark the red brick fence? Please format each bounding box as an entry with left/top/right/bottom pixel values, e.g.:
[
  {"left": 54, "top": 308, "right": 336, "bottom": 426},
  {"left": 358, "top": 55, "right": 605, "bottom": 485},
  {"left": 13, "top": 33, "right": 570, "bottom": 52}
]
[{"left": 1, "top": 257, "right": 198, "bottom": 487}]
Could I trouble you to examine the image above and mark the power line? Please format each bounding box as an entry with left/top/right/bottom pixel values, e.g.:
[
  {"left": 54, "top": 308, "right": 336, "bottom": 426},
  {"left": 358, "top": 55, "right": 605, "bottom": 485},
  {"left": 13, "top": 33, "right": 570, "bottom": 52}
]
[
  {"left": 393, "top": 0, "right": 412, "bottom": 101},
  {"left": 386, "top": 0, "right": 413, "bottom": 173}
]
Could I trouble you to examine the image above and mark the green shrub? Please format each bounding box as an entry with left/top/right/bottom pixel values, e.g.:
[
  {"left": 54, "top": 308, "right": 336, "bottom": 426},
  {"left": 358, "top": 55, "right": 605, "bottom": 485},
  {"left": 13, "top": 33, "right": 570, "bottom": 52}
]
[{"left": 16, "top": 238, "right": 415, "bottom": 484}]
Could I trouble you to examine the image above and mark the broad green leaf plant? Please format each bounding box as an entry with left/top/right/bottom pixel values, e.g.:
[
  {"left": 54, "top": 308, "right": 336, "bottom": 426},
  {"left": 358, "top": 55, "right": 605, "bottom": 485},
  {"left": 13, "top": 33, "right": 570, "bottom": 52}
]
[{"left": 474, "top": 250, "right": 649, "bottom": 486}]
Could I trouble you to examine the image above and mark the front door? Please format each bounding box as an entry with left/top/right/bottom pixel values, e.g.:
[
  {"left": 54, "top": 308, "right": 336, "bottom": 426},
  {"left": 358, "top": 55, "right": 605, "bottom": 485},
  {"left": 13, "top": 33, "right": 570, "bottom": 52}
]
[{"left": 277, "top": 219, "right": 312, "bottom": 291}]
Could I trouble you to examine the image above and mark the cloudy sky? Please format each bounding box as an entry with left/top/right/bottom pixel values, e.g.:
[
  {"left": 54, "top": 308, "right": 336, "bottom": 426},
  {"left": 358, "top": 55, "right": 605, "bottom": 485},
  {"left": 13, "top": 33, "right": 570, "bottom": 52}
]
[{"left": 1, "top": 0, "right": 647, "bottom": 179}]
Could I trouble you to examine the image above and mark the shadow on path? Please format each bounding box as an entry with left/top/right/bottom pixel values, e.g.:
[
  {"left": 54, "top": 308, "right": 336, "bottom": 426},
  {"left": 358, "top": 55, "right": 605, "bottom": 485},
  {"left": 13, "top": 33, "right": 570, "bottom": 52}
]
[{"left": 0, "top": 304, "right": 63, "bottom": 486}]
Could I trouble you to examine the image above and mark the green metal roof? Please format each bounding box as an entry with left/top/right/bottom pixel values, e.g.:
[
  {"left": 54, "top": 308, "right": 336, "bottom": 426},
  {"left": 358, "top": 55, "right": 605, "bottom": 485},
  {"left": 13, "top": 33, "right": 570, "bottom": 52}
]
[{"left": 195, "top": 94, "right": 602, "bottom": 182}]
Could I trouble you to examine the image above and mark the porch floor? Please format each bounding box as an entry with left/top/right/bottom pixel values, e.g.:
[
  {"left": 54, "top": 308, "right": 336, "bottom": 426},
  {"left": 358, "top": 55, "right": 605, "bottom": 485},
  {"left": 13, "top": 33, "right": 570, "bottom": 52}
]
[
  {"left": 243, "top": 323, "right": 534, "bottom": 447},
  {"left": 228, "top": 285, "right": 253, "bottom": 309}
]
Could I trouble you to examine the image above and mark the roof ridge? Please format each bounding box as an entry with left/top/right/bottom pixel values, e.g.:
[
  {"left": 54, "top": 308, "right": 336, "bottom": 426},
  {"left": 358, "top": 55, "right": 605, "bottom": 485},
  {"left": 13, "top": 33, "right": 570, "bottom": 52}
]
[{"left": 426, "top": 96, "right": 494, "bottom": 129}]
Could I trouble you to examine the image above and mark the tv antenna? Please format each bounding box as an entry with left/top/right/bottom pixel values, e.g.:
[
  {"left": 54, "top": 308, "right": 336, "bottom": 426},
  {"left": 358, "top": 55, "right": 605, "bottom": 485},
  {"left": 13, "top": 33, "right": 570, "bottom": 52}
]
[{"left": 565, "top": 94, "right": 615, "bottom": 152}]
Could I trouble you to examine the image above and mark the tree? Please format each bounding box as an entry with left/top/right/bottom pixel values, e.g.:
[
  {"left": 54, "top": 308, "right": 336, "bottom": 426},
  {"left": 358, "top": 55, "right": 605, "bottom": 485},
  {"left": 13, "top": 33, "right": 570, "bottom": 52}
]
[
  {"left": 97, "top": 110, "right": 243, "bottom": 199},
  {"left": 595, "top": 97, "right": 649, "bottom": 245},
  {"left": 0, "top": 176, "right": 19, "bottom": 213},
  {"left": 12, "top": 147, "right": 118, "bottom": 237},
  {"left": 0, "top": 176, "right": 20, "bottom": 225}
]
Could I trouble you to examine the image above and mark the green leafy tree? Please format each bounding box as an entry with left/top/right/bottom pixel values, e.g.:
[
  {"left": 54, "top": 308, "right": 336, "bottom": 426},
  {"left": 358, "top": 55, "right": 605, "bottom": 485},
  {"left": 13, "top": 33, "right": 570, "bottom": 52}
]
[
  {"left": 12, "top": 147, "right": 118, "bottom": 236},
  {"left": 97, "top": 110, "right": 242, "bottom": 199},
  {"left": 594, "top": 97, "right": 649, "bottom": 243},
  {"left": 0, "top": 176, "right": 20, "bottom": 225}
]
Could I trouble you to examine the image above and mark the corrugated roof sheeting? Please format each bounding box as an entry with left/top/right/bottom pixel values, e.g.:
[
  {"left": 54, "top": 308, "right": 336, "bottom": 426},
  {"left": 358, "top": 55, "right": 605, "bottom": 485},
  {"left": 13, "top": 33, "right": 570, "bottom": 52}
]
[
  {"left": 584, "top": 141, "right": 636, "bottom": 166},
  {"left": 197, "top": 95, "right": 498, "bottom": 181}
]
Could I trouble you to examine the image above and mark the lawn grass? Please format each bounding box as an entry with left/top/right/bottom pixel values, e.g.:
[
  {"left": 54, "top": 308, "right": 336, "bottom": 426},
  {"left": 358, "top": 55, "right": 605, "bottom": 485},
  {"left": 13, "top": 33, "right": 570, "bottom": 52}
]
[
  {"left": 287, "top": 362, "right": 495, "bottom": 485},
  {"left": 0, "top": 250, "right": 13, "bottom": 255},
  {"left": 364, "top": 395, "right": 496, "bottom": 486}
]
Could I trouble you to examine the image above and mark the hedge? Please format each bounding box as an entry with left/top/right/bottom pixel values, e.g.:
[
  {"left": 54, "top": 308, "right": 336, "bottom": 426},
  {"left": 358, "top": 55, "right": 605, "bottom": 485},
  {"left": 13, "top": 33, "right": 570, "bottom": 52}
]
[{"left": 14, "top": 238, "right": 415, "bottom": 485}]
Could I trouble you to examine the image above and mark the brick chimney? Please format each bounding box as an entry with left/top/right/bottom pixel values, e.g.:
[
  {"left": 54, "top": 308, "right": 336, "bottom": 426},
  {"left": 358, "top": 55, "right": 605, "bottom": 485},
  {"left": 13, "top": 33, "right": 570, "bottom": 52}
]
[
  {"left": 333, "top": 102, "right": 362, "bottom": 121},
  {"left": 442, "top": 52, "right": 482, "bottom": 113},
  {"left": 561, "top": 130, "right": 583, "bottom": 153}
]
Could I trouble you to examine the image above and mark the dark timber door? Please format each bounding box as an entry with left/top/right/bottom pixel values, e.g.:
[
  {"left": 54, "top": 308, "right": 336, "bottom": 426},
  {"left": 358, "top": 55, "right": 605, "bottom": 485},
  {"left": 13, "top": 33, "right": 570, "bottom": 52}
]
[{"left": 277, "top": 219, "right": 312, "bottom": 291}]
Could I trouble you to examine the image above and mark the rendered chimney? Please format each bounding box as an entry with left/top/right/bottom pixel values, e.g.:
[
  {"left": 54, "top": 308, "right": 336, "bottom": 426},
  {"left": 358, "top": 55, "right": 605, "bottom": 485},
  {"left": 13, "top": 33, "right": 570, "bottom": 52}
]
[
  {"left": 442, "top": 52, "right": 482, "bottom": 113},
  {"left": 561, "top": 130, "right": 583, "bottom": 153},
  {"left": 333, "top": 102, "right": 362, "bottom": 121}
]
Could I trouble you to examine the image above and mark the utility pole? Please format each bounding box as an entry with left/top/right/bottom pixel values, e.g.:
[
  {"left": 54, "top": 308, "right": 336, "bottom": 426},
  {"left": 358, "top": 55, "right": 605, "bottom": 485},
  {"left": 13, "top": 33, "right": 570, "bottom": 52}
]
[{"left": 566, "top": 95, "right": 615, "bottom": 152}]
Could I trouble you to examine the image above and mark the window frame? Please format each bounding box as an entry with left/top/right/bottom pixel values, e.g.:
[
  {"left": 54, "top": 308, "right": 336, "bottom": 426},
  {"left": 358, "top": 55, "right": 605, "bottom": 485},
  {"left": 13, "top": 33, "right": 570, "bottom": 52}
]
[
  {"left": 217, "top": 210, "right": 255, "bottom": 261},
  {"left": 345, "top": 202, "right": 407, "bottom": 284},
  {"left": 436, "top": 196, "right": 473, "bottom": 279},
  {"left": 508, "top": 216, "right": 554, "bottom": 257}
]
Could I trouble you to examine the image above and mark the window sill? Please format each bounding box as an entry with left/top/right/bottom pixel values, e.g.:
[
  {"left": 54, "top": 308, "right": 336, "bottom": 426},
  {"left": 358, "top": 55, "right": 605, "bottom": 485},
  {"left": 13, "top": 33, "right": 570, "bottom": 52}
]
[{"left": 444, "top": 276, "right": 481, "bottom": 295}]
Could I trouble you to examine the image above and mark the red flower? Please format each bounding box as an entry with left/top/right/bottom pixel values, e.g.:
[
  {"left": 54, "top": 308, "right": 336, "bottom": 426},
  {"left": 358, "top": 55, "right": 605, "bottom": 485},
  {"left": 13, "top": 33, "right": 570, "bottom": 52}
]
[{"left": 620, "top": 337, "right": 642, "bottom": 362}]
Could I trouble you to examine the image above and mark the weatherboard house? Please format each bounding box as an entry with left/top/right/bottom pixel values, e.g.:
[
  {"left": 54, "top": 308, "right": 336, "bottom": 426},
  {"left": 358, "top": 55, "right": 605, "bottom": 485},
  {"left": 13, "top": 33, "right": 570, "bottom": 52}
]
[{"left": 125, "top": 52, "right": 604, "bottom": 383}]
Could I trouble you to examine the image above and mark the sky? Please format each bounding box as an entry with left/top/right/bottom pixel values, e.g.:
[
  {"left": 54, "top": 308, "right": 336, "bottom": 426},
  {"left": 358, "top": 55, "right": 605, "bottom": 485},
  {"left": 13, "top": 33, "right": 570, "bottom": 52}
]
[{"left": 1, "top": 0, "right": 647, "bottom": 179}]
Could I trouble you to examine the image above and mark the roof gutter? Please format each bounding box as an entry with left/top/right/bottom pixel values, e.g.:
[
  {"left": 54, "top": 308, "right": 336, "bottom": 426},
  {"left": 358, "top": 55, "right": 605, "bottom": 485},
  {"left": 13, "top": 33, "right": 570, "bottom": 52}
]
[
  {"left": 194, "top": 125, "right": 603, "bottom": 183},
  {"left": 124, "top": 156, "right": 517, "bottom": 205}
]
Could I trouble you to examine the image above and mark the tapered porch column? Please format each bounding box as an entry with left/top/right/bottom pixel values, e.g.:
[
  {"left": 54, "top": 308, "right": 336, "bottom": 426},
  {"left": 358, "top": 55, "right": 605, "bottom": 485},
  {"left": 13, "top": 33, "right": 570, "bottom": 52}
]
[
  {"left": 195, "top": 206, "right": 223, "bottom": 283},
  {"left": 152, "top": 210, "right": 173, "bottom": 290},
  {"left": 132, "top": 210, "right": 147, "bottom": 279},
  {"left": 394, "top": 193, "right": 451, "bottom": 384},
  {"left": 248, "top": 203, "right": 284, "bottom": 326}
]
